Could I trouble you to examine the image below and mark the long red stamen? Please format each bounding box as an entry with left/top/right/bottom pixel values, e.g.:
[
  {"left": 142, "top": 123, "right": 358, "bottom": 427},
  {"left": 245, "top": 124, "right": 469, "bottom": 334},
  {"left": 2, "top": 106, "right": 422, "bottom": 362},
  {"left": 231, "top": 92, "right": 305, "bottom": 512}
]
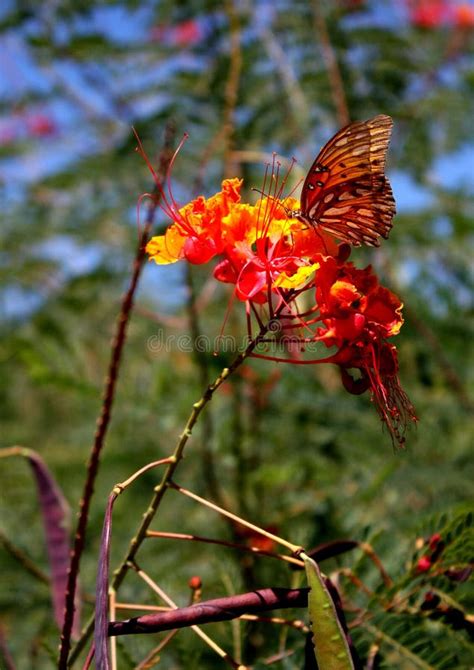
[
  {"left": 165, "top": 132, "right": 189, "bottom": 215},
  {"left": 134, "top": 128, "right": 196, "bottom": 237},
  {"left": 256, "top": 162, "right": 271, "bottom": 239},
  {"left": 250, "top": 352, "right": 337, "bottom": 365},
  {"left": 133, "top": 128, "right": 174, "bottom": 218}
]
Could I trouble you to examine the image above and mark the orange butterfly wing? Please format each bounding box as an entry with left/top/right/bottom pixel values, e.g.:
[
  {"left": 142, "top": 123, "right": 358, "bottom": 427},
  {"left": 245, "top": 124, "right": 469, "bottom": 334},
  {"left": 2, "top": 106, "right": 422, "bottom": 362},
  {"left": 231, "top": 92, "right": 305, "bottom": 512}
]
[{"left": 298, "top": 115, "right": 396, "bottom": 247}]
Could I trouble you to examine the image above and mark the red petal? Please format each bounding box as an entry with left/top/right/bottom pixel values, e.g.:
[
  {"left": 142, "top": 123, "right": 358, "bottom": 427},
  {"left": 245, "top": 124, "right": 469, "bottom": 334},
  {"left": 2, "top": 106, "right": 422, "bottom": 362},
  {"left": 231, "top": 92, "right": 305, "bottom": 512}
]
[
  {"left": 184, "top": 236, "right": 219, "bottom": 264},
  {"left": 213, "top": 258, "right": 238, "bottom": 284}
]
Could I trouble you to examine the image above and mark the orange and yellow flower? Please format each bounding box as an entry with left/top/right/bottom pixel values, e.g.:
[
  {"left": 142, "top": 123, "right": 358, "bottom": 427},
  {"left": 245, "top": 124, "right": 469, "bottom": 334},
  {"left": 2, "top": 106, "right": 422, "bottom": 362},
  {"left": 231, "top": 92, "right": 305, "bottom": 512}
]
[{"left": 147, "top": 180, "right": 338, "bottom": 301}]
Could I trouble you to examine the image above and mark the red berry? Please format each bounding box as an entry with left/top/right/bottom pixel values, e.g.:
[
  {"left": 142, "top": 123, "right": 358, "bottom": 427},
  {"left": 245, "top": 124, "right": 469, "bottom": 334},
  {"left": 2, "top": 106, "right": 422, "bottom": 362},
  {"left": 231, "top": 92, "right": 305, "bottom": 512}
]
[
  {"left": 416, "top": 556, "right": 432, "bottom": 573},
  {"left": 188, "top": 576, "right": 202, "bottom": 590}
]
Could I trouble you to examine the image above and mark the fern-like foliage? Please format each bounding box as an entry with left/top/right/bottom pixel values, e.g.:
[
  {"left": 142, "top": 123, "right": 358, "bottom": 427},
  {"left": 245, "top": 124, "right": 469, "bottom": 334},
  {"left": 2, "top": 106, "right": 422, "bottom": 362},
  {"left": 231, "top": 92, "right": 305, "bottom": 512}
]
[{"left": 348, "top": 506, "right": 474, "bottom": 669}]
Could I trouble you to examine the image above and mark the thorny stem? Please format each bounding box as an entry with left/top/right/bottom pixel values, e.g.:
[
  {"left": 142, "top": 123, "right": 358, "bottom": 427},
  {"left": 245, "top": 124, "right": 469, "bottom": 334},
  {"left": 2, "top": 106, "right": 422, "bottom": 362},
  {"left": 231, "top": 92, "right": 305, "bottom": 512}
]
[
  {"left": 185, "top": 265, "right": 223, "bottom": 506},
  {"left": 110, "top": 327, "right": 279, "bottom": 588},
  {"left": 69, "top": 318, "right": 281, "bottom": 665},
  {"left": 112, "top": 364, "right": 248, "bottom": 586},
  {"left": 58, "top": 128, "right": 175, "bottom": 669},
  {"left": 113, "top": 458, "right": 174, "bottom": 495}
]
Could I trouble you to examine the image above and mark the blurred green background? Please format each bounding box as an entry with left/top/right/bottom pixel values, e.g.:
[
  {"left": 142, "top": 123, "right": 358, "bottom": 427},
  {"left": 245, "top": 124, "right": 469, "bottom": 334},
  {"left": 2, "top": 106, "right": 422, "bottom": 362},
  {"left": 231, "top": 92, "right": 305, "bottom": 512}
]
[{"left": 0, "top": 1, "right": 473, "bottom": 668}]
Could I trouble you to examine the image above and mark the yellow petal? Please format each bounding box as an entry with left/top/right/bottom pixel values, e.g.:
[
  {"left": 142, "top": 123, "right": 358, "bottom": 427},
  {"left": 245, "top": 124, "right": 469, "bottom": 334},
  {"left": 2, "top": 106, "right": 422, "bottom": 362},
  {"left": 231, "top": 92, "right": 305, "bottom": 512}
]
[
  {"left": 146, "top": 226, "right": 186, "bottom": 265},
  {"left": 275, "top": 263, "right": 319, "bottom": 288}
]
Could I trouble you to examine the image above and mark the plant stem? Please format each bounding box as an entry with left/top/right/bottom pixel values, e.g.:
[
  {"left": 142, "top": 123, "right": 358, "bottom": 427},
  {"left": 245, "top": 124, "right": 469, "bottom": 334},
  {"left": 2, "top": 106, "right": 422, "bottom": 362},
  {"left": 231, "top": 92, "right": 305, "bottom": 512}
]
[
  {"left": 110, "top": 334, "right": 268, "bottom": 593},
  {"left": 68, "top": 322, "right": 273, "bottom": 665},
  {"left": 169, "top": 482, "right": 302, "bottom": 556},
  {"left": 185, "top": 265, "right": 223, "bottom": 506},
  {"left": 133, "top": 564, "right": 247, "bottom": 669},
  {"left": 146, "top": 530, "right": 304, "bottom": 567},
  {"left": 58, "top": 130, "right": 175, "bottom": 669},
  {"left": 108, "top": 588, "right": 310, "bottom": 636}
]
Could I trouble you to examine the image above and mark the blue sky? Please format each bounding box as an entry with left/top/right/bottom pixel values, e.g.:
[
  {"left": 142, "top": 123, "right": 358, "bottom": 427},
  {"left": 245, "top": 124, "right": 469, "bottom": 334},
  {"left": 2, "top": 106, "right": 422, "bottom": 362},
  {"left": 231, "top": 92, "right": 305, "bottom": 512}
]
[{"left": 1, "top": 1, "right": 472, "bottom": 319}]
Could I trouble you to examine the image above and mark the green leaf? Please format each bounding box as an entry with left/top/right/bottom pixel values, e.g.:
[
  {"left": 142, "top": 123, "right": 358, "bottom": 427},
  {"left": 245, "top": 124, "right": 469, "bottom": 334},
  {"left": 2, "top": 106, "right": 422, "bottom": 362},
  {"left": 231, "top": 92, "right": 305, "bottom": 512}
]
[{"left": 303, "top": 553, "right": 355, "bottom": 670}]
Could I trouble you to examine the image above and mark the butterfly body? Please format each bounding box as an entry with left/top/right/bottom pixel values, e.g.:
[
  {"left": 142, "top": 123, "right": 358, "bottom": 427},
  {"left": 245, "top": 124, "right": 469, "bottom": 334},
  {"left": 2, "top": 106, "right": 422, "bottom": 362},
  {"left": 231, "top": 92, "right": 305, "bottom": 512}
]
[{"left": 292, "top": 115, "right": 396, "bottom": 247}]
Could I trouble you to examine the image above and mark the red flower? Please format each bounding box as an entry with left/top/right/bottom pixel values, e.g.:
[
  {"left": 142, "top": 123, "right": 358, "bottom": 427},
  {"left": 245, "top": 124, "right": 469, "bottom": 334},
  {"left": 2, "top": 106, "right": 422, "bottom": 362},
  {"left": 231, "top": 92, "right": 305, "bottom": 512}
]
[
  {"left": 315, "top": 258, "right": 403, "bottom": 345},
  {"left": 147, "top": 183, "right": 329, "bottom": 303},
  {"left": 407, "top": 0, "right": 449, "bottom": 27},
  {"left": 407, "top": 0, "right": 474, "bottom": 29},
  {"left": 312, "top": 257, "right": 416, "bottom": 446},
  {"left": 27, "top": 113, "right": 57, "bottom": 137},
  {"left": 150, "top": 19, "right": 203, "bottom": 46},
  {"left": 454, "top": 3, "right": 474, "bottom": 27},
  {"left": 146, "top": 178, "right": 242, "bottom": 265}
]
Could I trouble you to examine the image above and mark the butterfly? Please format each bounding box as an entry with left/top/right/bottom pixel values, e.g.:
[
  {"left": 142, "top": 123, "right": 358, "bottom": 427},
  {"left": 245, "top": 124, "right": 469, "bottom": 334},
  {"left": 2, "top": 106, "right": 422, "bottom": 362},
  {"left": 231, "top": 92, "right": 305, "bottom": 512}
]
[{"left": 291, "top": 114, "right": 396, "bottom": 247}]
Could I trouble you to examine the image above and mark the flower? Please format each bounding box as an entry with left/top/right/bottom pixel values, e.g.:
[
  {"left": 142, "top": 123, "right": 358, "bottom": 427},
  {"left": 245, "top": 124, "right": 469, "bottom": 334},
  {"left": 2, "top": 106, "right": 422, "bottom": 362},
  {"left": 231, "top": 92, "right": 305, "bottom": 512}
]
[
  {"left": 407, "top": 0, "right": 449, "bottom": 28},
  {"left": 311, "top": 257, "right": 416, "bottom": 446},
  {"left": 27, "top": 113, "right": 57, "bottom": 138},
  {"left": 315, "top": 257, "right": 403, "bottom": 345},
  {"left": 150, "top": 19, "right": 204, "bottom": 46},
  {"left": 142, "top": 141, "right": 416, "bottom": 446},
  {"left": 147, "top": 181, "right": 335, "bottom": 303},
  {"left": 406, "top": 0, "right": 474, "bottom": 29},
  {"left": 147, "top": 178, "right": 243, "bottom": 265},
  {"left": 454, "top": 3, "right": 474, "bottom": 27}
]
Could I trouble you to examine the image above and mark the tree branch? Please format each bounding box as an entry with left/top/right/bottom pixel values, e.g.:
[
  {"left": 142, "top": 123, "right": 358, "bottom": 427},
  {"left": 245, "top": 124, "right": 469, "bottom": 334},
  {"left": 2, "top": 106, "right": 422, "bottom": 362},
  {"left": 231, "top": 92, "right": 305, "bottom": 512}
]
[{"left": 109, "top": 588, "right": 309, "bottom": 636}]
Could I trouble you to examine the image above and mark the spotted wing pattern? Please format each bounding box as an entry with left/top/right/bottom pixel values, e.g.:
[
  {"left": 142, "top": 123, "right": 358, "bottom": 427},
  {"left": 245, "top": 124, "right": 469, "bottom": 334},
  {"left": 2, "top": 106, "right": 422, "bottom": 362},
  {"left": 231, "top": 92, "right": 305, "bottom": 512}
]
[{"left": 297, "top": 115, "right": 396, "bottom": 247}]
